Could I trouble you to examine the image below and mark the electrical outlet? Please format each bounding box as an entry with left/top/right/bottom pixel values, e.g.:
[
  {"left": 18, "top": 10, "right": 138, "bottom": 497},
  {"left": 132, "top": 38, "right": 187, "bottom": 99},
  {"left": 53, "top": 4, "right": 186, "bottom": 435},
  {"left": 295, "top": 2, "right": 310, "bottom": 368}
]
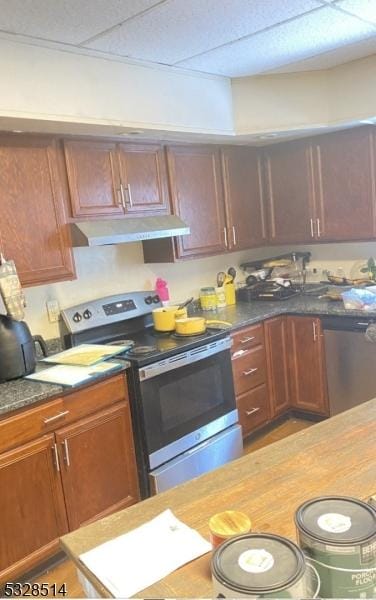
[{"left": 46, "top": 299, "right": 60, "bottom": 323}]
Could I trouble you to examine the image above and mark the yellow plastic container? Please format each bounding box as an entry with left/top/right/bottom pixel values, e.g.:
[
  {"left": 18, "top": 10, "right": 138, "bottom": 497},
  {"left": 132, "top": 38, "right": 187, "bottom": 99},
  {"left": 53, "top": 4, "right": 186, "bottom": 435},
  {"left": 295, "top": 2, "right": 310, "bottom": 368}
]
[{"left": 224, "top": 283, "right": 236, "bottom": 306}]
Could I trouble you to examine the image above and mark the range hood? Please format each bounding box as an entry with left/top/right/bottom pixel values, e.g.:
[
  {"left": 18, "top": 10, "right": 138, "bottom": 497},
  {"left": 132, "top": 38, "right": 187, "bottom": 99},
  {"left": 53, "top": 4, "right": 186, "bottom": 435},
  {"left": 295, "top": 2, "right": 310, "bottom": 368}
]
[{"left": 70, "top": 216, "right": 190, "bottom": 247}]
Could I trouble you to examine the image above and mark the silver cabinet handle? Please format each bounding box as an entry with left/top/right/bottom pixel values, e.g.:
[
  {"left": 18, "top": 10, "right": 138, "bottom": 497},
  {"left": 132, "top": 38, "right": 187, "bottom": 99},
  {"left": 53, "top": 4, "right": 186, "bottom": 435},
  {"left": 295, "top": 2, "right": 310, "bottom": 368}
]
[
  {"left": 240, "top": 336, "right": 255, "bottom": 344},
  {"left": 43, "top": 410, "right": 69, "bottom": 425},
  {"left": 232, "top": 349, "right": 246, "bottom": 359},
  {"left": 122, "top": 183, "right": 133, "bottom": 207},
  {"left": 126, "top": 183, "right": 133, "bottom": 207},
  {"left": 62, "top": 439, "right": 70, "bottom": 467},
  {"left": 224, "top": 227, "right": 228, "bottom": 248},
  {"left": 316, "top": 217, "right": 321, "bottom": 238},
  {"left": 51, "top": 443, "right": 60, "bottom": 472},
  {"left": 310, "top": 218, "right": 314, "bottom": 238},
  {"left": 232, "top": 225, "right": 237, "bottom": 246},
  {"left": 119, "top": 183, "right": 126, "bottom": 209},
  {"left": 313, "top": 321, "right": 317, "bottom": 342},
  {"left": 116, "top": 189, "right": 124, "bottom": 209},
  {"left": 245, "top": 407, "right": 260, "bottom": 416},
  {"left": 242, "top": 367, "right": 258, "bottom": 376}
]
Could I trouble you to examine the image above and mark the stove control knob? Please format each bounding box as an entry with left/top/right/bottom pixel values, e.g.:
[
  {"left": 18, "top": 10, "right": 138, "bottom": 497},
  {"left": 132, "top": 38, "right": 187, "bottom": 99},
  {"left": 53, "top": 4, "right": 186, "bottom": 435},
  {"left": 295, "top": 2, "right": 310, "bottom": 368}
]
[
  {"left": 152, "top": 295, "right": 160, "bottom": 304},
  {"left": 72, "top": 312, "right": 82, "bottom": 323},
  {"left": 83, "top": 309, "right": 92, "bottom": 320},
  {"left": 144, "top": 295, "right": 153, "bottom": 305}
]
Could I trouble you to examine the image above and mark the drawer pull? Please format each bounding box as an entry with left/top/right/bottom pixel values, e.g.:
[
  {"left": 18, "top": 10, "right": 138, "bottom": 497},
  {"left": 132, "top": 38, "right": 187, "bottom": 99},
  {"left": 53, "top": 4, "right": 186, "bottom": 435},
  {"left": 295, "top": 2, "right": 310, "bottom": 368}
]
[
  {"left": 62, "top": 439, "right": 71, "bottom": 467},
  {"left": 240, "top": 336, "right": 255, "bottom": 344},
  {"left": 232, "top": 349, "right": 246, "bottom": 359},
  {"left": 245, "top": 407, "right": 260, "bottom": 416},
  {"left": 51, "top": 443, "right": 60, "bottom": 472},
  {"left": 43, "top": 410, "right": 69, "bottom": 424},
  {"left": 242, "top": 368, "right": 258, "bottom": 376}
]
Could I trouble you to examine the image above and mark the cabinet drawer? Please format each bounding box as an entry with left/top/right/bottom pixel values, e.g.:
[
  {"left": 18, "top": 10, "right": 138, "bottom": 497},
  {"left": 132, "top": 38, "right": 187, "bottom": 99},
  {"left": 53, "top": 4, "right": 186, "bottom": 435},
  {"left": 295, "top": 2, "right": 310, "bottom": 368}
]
[
  {"left": 62, "top": 374, "right": 127, "bottom": 424},
  {"left": 0, "top": 374, "right": 128, "bottom": 454},
  {"left": 237, "top": 384, "right": 270, "bottom": 437},
  {"left": 231, "top": 323, "right": 263, "bottom": 356},
  {"left": 232, "top": 347, "right": 266, "bottom": 396}
]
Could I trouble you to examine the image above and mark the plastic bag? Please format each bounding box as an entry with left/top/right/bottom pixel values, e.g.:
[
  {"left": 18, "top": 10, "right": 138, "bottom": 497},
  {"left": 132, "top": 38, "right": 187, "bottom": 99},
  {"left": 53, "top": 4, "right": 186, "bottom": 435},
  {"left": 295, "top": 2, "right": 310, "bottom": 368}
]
[
  {"left": 0, "top": 254, "right": 26, "bottom": 320},
  {"left": 341, "top": 287, "right": 376, "bottom": 311}
]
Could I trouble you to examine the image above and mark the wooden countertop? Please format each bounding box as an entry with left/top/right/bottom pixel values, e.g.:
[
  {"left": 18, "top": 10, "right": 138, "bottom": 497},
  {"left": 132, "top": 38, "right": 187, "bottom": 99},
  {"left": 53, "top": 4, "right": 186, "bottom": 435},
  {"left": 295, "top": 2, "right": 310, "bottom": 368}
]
[{"left": 60, "top": 399, "right": 376, "bottom": 598}]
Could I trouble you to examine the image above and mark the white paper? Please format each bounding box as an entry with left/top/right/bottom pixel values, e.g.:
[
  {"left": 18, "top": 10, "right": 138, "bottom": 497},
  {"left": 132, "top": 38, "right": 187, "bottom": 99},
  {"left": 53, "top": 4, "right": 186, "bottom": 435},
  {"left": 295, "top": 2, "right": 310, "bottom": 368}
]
[
  {"left": 80, "top": 509, "right": 211, "bottom": 598},
  {"left": 25, "top": 362, "right": 122, "bottom": 386}
]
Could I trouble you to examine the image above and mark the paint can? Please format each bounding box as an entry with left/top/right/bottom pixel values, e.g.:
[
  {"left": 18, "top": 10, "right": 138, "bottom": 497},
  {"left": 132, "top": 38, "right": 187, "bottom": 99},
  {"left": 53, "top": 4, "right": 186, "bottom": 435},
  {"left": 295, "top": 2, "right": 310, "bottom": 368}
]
[
  {"left": 295, "top": 496, "right": 376, "bottom": 598},
  {"left": 211, "top": 532, "right": 320, "bottom": 598}
]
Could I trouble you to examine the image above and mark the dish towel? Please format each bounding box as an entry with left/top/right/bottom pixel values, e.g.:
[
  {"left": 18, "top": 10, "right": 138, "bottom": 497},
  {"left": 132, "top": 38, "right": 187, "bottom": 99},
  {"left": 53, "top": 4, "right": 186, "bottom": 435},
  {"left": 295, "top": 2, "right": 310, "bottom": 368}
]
[{"left": 0, "top": 254, "right": 26, "bottom": 321}]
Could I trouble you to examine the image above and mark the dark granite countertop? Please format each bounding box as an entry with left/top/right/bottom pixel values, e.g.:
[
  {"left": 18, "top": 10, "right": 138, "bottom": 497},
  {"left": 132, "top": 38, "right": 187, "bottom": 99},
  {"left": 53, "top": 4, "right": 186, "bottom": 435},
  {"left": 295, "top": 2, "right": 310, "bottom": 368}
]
[
  {"left": 0, "top": 294, "right": 371, "bottom": 419},
  {"left": 193, "top": 295, "right": 375, "bottom": 330}
]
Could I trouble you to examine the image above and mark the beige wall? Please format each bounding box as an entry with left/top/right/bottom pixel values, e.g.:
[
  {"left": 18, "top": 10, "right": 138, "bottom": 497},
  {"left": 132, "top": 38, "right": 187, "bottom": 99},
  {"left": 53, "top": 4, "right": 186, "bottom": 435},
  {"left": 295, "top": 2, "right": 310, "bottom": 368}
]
[
  {"left": 0, "top": 39, "right": 233, "bottom": 135},
  {"left": 12, "top": 240, "right": 376, "bottom": 340}
]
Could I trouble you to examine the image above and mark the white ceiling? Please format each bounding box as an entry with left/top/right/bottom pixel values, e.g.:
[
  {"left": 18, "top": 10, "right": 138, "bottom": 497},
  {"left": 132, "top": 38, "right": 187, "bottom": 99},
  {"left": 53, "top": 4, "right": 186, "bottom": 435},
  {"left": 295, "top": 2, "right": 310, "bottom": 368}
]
[{"left": 0, "top": 0, "right": 375, "bottom": 78}]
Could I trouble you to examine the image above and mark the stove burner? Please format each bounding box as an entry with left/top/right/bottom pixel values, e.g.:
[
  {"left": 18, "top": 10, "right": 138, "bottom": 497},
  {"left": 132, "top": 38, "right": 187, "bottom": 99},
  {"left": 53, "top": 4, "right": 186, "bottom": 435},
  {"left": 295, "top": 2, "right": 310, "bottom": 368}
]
[
  {"left": 107, "top": 339, "right": 135, "bottom": 348},
  {"left": 128, "top": 345, "right": 157, "bottom": 356}
]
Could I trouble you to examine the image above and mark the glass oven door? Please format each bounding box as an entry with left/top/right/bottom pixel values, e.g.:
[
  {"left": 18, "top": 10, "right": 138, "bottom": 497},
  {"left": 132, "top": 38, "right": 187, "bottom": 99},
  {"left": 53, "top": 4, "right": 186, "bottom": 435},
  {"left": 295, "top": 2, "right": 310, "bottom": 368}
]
[{"left": 137, "top": 337, "right": 237, "bottom": 469}]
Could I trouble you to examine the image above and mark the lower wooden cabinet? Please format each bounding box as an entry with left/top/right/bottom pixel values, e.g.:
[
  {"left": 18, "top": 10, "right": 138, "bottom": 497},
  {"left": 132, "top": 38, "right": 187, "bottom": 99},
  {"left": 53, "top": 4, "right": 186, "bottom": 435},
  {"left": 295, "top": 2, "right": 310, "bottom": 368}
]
[
  {"left": 0, "top": 375, "right": 140, "bottom": 584},
  {"left": 237, "top": 384, "right": 270, "bottom": 438},
  {"left": 0, "top": 435, "right": 68, "bottom": 581},
  {"left": 287, "top": 316, "right": 329, "bottom": 415},
  {"left": 264, "top": 316, "right": 290, "bottom": 418},
  {"left": 55, "top": 404, "right": 139, "bottom": 531}
]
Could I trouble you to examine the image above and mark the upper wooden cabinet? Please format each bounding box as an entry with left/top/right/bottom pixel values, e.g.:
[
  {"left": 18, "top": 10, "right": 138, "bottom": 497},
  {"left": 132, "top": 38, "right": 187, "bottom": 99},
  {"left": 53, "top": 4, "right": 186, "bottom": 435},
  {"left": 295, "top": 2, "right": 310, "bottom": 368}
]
[
  {"left": 64, "top": 140, "right": 170, "bottom": 218},
  {"left": 221, "top": 146, "right": 266, "bottom": 250},
  {"left": 0, "top": 136, "right": 75, "bottom": 286},
  {"left": 64, "top": 140, "right": 123, "bottom": 218},
  {"left": 167, "top": 145, "right": 227, "bottom": 258},
  {"left": 117, "top": 143, "right": 170, "bottom": 215},
  {"left": 263, "top": 139, "right": 315, "bottom": 244},
  {"left": 313, "top": 127, "right": 376, "bottom": 241},
  {"left": 287, "top": 316, "right": 329, "bottom": 416}
]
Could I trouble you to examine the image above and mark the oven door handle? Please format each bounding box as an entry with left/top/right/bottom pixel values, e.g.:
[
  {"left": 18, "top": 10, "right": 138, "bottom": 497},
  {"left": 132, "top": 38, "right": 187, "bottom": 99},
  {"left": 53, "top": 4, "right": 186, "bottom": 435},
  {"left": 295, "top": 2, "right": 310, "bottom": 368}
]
[{"left": 139, "top": 336, "right": 231, "bottom": 381}]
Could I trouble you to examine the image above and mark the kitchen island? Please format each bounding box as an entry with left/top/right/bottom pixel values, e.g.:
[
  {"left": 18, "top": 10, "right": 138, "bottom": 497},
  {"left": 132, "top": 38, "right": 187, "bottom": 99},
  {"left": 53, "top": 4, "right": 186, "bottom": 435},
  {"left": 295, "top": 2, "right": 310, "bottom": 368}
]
[{"left": 60, "top": 398, "right": 376, "bottom": 598}]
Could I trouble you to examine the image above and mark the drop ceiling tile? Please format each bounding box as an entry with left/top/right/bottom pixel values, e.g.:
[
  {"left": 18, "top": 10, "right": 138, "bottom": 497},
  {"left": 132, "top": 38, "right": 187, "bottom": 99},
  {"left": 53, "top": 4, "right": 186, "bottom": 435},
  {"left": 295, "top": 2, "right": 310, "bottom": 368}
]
[
  {"left": 266, "top": 35, "right": 376, "bottom": 72},
  {"left": 178, "top": 6, "right": 376, "bottom": 76},
  {"left": 336, "top": 0, "right": 376, "bottom": 25},
  {"left": 0, "top": 0, "right": 161, "bottom": 44},
  {"left": 86, "top": 0, "right": 322, "bottom": 64}
]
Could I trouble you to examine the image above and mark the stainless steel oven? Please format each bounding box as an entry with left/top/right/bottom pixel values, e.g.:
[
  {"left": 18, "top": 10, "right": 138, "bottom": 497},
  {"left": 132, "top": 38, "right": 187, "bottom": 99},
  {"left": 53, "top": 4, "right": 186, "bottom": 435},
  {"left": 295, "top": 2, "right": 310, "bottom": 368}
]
[{"left": 135, "top": 337, "right": 242, "bottom": 493}]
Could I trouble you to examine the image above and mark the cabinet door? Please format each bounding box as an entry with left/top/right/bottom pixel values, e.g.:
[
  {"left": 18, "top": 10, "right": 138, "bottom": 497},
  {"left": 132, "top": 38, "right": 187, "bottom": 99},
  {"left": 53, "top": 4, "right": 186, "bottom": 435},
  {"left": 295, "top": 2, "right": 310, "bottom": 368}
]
[
  {"left": 287, "top": 317, "right": 329, "bottom": 415},
  {"left": 56, "top": 403, "right": 139, "bottom": 531},
  {"left": 264, "top": 140, "right": 315, "bottom": 244},
  {"left": 0, "top": 435, "right": 67, "bottom": 583},
  {"left": 221, "top": 146, "right": 266, "bottom": 250},
  {"left": 265, "top": 317, "right": 290, "bottom": 418},
  {"left": 313, "top": 127, "right": 376, "bottom": 241},
  {"left": 64, "top": 140, "right": 123, "bottom": 217},
  {"left": 167, "top": 145, "right": 227, "bottom": 258},
  {"left": 0, "top": 136, "right": 74, "bottom": 286},
  {"left": 118, "top": 143, "right": 170, "bottom": 215}
]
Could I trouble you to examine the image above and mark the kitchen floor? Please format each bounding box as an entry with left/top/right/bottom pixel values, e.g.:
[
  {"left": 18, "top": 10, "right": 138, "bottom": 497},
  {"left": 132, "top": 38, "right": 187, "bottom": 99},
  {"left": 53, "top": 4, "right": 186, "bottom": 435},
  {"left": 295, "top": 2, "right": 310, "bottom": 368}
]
[{"left": 31, "top": 417, "right": 313, "bottom": 598}]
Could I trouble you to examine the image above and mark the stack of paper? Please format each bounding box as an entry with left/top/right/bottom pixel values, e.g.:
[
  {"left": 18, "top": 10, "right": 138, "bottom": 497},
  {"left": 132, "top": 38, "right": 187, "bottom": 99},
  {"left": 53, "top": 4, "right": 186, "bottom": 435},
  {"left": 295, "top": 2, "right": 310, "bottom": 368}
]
[
  {"left": 25, "top": 361, "right": 123, "bottom": 387},
  {"left": 80, "top": 509, "right": 211, "bottom": 598}
]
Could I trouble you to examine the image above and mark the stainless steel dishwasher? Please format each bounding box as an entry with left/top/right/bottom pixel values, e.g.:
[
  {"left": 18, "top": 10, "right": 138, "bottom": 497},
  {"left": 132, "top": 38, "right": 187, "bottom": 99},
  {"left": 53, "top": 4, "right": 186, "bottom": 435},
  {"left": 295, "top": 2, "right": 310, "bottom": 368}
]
[{"left": 322, "top": 315, "right": 376, "bottom": 415}]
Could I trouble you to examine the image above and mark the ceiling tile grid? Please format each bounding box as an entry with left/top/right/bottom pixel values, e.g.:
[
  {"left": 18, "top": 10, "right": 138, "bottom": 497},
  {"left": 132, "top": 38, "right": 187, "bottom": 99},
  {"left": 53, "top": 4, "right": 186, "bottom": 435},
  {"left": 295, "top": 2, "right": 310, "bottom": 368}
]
[
  {"left": 0, "top": 0, "right": 374, "bottom": 77},
  {"left": 177, "top": 5, "right": 376, "bottom": 76},
  {"left": 85, "top": 0, "right": 323, "bottom": 63}
]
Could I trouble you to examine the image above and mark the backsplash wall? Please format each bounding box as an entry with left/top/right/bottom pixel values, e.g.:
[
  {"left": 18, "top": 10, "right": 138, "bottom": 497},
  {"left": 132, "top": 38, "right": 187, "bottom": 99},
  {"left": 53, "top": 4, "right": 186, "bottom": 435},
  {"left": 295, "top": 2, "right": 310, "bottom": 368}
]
[{"left": 6, "top": 241, "right": 376, "bottom": 340}]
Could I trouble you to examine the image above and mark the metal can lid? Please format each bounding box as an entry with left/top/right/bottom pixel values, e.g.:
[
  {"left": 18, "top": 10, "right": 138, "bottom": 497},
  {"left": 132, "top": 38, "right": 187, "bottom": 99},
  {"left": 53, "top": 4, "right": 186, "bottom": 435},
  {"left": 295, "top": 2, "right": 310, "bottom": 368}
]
[
  {"left": 212, "top": 533, "right": 306, "bottom": 594},
  {"left": 295, "top": 496, "right": 376, "bottom": 545}
]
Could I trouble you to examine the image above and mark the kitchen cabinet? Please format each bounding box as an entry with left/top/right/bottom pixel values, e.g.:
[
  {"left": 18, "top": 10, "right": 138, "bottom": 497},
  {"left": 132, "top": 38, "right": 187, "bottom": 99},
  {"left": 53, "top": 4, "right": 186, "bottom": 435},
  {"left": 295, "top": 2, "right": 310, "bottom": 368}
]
[
  {"left": 0, "top": 435, "right": 68, "bottom": 582},
  {"left": 0, "top": 135, "right": 75, "bottom": 286},
  {"left": 64, "top": 140, "right": 170, "bottom": 218},
  {"left": 0, "top": 374, "right": 139, "bottom": 584},
  {"left": 167, "top": 145, "right": 227, "bottom": 259},
  {"left": 55, "top": 404, "right": 139, "bottom": 531},
  {"left": 312, "top": 127, "right": 376, "bottom": 241},
  {"left": 287, "top": 316, "right": 329, "bottom": 415},
  {"left": 264, "top": 317, "right": 290, "bottom": 418},
  {"left": 263, "top": 139, "right": 315, "bottom": 244},
  {"left": 117, "top": 143, "right": 170, "bottom": 215},
  {"left": 231, "top": 323, "right": 270, "bottom": 438},
  {"left": 221, "top": 146, "right": 267, "bottom": 250}
]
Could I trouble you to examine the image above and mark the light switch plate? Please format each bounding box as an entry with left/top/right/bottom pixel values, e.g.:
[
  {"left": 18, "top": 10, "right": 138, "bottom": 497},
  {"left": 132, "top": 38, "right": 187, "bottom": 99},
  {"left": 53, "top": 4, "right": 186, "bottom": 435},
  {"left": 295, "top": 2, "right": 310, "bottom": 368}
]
[{"left": 46, "top": 299, "right": 60, "bottom": 323}]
